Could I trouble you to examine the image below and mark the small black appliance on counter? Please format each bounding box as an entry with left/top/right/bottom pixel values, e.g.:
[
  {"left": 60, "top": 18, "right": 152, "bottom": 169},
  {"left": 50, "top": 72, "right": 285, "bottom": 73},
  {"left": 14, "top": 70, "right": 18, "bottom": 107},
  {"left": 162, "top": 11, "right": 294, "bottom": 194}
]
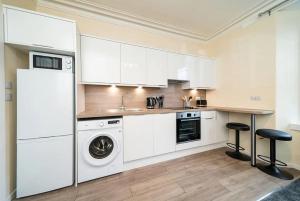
[
  {"left": 146, "top": 97, "right": 157, "bottom": 109},
  {"left": 196, "top": 97, "right": 207, "bottom": 107},
  {"left": 156, "top": 96, "right": 164, "bottom": 108}
]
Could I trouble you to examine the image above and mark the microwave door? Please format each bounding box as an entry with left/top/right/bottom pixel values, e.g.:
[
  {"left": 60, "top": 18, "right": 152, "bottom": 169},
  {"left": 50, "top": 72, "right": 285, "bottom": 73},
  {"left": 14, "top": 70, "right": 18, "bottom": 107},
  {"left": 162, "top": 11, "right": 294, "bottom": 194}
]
[{"left": 33, "top": 55, "right": 62, "bottom": 70}]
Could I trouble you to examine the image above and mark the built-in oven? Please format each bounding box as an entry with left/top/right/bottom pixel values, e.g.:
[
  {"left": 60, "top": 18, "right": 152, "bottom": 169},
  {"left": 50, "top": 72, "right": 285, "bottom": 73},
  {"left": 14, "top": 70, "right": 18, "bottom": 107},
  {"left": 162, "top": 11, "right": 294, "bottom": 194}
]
[{"left": 176, "top": 111, "right": 201, "bottom": 143}]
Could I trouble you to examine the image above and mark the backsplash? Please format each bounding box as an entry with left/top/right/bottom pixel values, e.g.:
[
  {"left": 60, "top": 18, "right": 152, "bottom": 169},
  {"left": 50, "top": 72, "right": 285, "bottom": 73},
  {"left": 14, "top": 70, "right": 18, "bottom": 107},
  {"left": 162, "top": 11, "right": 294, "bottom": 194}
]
[{"left": 84, "top": 83, "right": 206, "bottom": 111}]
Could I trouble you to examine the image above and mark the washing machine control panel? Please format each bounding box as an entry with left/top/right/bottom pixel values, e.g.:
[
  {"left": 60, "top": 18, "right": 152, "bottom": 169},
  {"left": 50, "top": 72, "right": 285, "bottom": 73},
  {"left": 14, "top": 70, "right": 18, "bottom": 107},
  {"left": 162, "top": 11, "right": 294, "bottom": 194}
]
[
  {"left": 78, "top": 118, "right": 122, "bottom": 131},
  {"left": 108, "top": 120, "right": 120, "bottom": 125}
]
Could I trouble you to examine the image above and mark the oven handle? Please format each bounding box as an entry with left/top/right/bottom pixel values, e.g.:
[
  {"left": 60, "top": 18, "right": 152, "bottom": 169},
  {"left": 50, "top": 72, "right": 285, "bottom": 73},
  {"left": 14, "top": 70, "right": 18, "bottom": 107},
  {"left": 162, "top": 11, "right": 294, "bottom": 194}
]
[{"left": 179, "top": 118, "right": 200, "bottom": 122}]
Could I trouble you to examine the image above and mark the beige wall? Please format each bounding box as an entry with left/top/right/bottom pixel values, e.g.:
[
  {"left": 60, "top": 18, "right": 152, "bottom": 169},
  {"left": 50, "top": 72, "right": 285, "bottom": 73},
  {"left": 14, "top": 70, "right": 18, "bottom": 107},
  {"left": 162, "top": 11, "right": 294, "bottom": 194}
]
[
  {"left": 205, "top": 15, "right": 277, "bottom": 158},
  {"left": 2, "top": 0, "right": 36, "bottom": 197},
  {"left": 0, "top": 0, "right": 7, "bottom": 200},
  {"left": 3, "top": 0, "right": 37, "bottom": 10},
  {"left": 5, "top": 46, "right": 28, "bottom": 196},
  {"left": 206, "top": 10, "right": 300, "bottom": 166}
]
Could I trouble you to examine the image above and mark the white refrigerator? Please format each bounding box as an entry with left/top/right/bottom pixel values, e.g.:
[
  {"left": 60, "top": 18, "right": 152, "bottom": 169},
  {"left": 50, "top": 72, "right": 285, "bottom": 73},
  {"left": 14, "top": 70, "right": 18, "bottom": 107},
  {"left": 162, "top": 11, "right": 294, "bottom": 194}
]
[{"left": 17, "top": 69, "right": 74, "bottom": 198}]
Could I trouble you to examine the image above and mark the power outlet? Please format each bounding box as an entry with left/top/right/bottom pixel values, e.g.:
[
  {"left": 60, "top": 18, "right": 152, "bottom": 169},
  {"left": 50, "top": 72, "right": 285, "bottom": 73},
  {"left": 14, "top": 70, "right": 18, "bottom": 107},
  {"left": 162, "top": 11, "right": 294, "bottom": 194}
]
[
  {"left": 5, "top": 93, "right": 13, "bottom": 102},
  {"left": 250, "top": 96, "right": 261, "bottom": 101}
]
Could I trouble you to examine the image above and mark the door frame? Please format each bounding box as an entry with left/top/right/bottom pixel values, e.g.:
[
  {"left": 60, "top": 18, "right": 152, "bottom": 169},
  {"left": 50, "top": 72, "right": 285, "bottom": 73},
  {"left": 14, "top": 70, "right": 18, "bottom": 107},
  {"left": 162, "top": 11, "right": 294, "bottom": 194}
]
[{"left": 0, "top": 1, "right": 7, "bottom": 200}]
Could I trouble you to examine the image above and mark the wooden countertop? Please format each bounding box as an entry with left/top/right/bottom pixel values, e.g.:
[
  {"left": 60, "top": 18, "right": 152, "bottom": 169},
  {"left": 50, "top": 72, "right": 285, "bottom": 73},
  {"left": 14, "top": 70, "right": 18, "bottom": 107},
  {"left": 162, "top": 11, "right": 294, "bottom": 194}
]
[
  {"left": 77, "top": 106, "right": 274, "bottom": 119},
  {"left": 211, "top": 106, "right": 274, "bottom": 115}
]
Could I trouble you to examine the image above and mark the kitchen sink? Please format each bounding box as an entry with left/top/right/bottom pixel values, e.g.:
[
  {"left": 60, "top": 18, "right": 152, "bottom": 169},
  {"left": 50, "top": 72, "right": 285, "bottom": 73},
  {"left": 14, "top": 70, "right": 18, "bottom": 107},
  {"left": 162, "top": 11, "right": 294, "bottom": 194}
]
[
  {"left": 106, "top": 108, "right": 144, "bottom": 113},
  {"left": 124, "top": 108, "right": 144, "bottom": 112}
]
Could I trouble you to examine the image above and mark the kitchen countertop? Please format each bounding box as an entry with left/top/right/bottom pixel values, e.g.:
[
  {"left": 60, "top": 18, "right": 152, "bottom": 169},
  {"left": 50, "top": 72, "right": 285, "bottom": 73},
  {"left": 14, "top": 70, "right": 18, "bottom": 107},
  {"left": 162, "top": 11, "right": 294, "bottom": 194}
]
[{"left": 77, "top": 106, "right": 274, "bottom": 119}]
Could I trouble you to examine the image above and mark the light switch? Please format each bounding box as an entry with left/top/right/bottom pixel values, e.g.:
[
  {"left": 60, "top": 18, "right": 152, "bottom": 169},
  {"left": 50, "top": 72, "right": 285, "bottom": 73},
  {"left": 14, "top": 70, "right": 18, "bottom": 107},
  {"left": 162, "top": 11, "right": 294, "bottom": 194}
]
[
  {"left": 250, "top": 96, "right": 261, "bottom": 101},
  {"left": 5, "top": 81, "right": 12, "bottom": 89}
]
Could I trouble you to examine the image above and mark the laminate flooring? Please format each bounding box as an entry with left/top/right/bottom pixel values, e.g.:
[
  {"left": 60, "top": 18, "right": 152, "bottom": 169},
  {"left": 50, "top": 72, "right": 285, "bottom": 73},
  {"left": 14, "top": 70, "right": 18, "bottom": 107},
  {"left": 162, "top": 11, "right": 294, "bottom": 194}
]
[{"left": 15, "top": 148, "right": 300, "bottom": 201}]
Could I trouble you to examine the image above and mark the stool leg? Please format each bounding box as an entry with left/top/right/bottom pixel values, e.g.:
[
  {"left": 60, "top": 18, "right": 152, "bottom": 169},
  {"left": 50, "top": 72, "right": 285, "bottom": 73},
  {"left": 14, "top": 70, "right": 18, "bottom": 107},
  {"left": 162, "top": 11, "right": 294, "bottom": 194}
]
[
  {"left": 225, "top": 129, "right": 250, "bottom": 161},
  {"left": 235, "top": 130, "right": 240, "bottom": 153},
  {"left": 256, "top": 139, "right": 293, "bottom": 180},
  {"left": 270, "top": 139, "right": 276, "bottom": 166}
]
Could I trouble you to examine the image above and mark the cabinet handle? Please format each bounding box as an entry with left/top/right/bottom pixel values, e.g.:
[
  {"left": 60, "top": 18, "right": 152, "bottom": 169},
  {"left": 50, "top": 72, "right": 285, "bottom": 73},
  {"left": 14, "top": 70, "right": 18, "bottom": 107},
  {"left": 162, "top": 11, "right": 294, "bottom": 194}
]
[
  {"left": 180, "top": 118, "right": 200, "bottom": 122},
  {"left": 203, "top": 117, "right": 214, "bottom": 119},
  {"left": 32, "top": 44, "right": 54, "bottom": 49}
]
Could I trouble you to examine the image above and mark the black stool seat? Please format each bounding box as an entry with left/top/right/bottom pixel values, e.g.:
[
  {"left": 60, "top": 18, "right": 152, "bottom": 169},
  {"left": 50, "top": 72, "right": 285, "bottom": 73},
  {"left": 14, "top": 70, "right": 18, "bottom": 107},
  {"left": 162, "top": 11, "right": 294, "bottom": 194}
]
[
  {"left": 256, "top": 129, "right": 292, "bottom": 141},
  {"left": 255, "top": 129, "right": 293, "bottom": 180},
  {"left": 225, "top": 122, "right": 250, "bottom": 161},
  {"left": 226, "top": 123, "right": 250, "bottom": 131}
]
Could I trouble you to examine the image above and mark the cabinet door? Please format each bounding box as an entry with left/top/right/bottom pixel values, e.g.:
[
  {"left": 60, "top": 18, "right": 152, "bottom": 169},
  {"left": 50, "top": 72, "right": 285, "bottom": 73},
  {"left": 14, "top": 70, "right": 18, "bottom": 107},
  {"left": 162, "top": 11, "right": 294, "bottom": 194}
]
[
  {"left": 153, "top": 113, "right": 176, "bottom": 155},
  {"left": 81, "top": 36, "right": 120, "bottom": 84},
  {"left": 203, "top": 59, "right": 217, "bottom": 89},
  {"left": 201, "top": 111, "right": 217, "bottom": 145},
  {"left": 4, "top": 7, "right": 75, "bottom": 52},
  {"left": 121, "top": 44, "right": 147, "bottom": 85},
  {"left": 182, "top": 56, "right": 198, "bottom": 89},
  {"left": 123, "top": 115, "right": 154, "bottom": 162},
  {"left": 167, "top": 53, "right": 189, "bottom": 81},
  {"left": 215, "top": 112, "right": 229, "bottom": 143},
  {"left": 197, "top": 58, "right": 216, "bottom": 89},
  {"left": 146, "top": 49, "right": 168, "bottom": 87}
]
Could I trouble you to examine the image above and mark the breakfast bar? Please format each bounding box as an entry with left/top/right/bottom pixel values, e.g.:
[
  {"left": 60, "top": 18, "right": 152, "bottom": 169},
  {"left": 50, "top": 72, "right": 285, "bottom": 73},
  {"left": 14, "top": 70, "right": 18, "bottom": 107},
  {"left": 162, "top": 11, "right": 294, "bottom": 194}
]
[{"left": 213, "top": 107, "right": 274, "bottom": 166}]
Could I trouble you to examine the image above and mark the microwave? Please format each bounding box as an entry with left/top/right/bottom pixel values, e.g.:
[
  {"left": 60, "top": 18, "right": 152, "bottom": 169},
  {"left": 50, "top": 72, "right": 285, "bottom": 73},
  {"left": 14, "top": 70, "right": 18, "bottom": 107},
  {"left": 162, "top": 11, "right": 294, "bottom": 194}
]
[{"left": 29, "top": 51, "right": 73, "bottom": 73}]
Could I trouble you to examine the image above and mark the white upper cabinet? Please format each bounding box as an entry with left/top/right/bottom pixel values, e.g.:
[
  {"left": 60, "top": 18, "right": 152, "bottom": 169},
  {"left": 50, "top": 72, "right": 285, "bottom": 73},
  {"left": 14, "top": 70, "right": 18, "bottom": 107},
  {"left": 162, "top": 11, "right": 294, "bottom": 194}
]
[
  {"left": 81, "top": 36, "right": 121, "bottom": 84},
  {"left": 121, "top": 44, "right": 147, "bottom": 85},
  {"left": 146, "top": 49, "right": 168, "bottom": 87},
  {"left": 4, "top": 6, "right": 76, "bottom": 52},
  {"left": 183, "top": 57, "right": 217, "bottom": 89},
  {"left": 167, "top": 52, "right": 190, "bottom": 81},
  {"left": 200, "top": 58, "right": 216, "bottom": 89}
]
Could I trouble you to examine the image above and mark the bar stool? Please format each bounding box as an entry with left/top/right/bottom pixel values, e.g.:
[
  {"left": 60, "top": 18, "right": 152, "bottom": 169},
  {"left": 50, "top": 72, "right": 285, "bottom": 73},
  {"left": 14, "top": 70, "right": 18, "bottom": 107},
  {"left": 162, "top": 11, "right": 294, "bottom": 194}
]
[
  {"left": 256, "top": 129, "right": 293, "bottom": 180},
  {"left": 226, "top": 122, "right": 251, "bottom": 161}
]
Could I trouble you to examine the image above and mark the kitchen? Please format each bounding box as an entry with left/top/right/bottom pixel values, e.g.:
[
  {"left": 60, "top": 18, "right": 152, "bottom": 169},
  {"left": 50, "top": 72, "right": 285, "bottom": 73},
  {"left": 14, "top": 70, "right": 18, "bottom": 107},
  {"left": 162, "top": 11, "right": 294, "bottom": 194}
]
[{"left": 1, "top": 0, "right": 300, "bottom": 201}]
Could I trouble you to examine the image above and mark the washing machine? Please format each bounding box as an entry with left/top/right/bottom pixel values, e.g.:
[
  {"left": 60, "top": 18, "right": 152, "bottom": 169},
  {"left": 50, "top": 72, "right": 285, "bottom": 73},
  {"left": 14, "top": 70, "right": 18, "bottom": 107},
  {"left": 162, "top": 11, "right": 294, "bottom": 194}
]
[{"left": 77, "top": 118, "right": 123, "bottom": 183}]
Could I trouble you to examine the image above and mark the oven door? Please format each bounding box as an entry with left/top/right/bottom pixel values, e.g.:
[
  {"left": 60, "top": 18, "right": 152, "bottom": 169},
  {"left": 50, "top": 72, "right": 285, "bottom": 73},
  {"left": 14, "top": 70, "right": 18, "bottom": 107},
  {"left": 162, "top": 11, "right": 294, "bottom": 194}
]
[{"left": 177, "top": 117, "right": 200, "bottom": 143}]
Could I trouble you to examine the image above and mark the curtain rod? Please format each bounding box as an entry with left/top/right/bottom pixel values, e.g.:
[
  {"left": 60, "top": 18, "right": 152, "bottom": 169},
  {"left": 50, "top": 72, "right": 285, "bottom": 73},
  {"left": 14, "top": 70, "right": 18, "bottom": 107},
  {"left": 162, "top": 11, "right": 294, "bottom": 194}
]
[{"left": 258, "top": 0, "right": 297, "bottom": 17}]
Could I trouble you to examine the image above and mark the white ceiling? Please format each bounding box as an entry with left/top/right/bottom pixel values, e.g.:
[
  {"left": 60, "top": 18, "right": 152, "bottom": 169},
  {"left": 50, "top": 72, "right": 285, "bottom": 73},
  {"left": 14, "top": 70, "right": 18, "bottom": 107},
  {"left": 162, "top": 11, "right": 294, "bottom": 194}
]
[{"left": 79, "top": 0, "right": 276, "bottom": 39}]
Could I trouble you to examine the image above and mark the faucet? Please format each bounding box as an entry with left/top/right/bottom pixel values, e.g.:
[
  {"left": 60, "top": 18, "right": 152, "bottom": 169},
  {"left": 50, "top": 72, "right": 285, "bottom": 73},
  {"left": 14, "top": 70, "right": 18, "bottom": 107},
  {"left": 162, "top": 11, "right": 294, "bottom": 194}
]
[{"left": 119, "top": 95, "right": 126, "bottom": 110}]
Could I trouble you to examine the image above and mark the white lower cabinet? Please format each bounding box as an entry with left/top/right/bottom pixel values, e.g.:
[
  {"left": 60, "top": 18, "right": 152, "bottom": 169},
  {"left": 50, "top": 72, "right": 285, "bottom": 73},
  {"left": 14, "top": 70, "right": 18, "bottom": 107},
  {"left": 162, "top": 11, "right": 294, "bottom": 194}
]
[
  {"left": 153, "top": 113, "right": 176, "bottom": 155},
  {"left": 201, "top": 111, "right": 228, "bottom": 145},
  {"left": 123, "top": 113, "right": 176, "bottom": 162},
  {"left": 215, "top": 111, "right": 229, "bottom": 143},
  {"left": 124, "top": 111, "right": 228, "bottom": 162},
  {"left": 123, "top": 115, "right": 154, "bottom": 162}
]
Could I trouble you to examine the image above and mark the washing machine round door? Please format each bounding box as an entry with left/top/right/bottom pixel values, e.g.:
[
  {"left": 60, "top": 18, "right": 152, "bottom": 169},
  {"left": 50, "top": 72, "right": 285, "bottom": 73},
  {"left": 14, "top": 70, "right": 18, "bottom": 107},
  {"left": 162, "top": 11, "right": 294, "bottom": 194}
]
[{"left": 84, "top": 133, "right": 120, "bottom": 166}]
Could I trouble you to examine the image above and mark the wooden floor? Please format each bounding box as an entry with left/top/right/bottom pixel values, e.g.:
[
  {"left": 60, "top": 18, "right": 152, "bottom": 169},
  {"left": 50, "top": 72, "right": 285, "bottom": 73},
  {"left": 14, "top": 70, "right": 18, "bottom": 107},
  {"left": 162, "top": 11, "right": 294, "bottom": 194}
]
[{"left": 16, "top": 148, "right": 300, "bottom": 201}]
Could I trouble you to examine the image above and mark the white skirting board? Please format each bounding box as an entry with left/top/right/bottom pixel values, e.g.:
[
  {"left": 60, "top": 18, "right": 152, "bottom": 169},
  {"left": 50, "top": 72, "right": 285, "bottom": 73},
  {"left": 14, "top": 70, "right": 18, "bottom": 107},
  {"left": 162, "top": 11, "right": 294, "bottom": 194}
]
[
  {"left": 7, "top": 189, "right": 16, "bottom": 201},
  {"left": 287, "top": 163, "right": 300, "bottom": 170},
  {"left": 124, "top": 142, "right": 226, "bottom": 171},
  {"left": 234, "top": 148, "right": 300, "bottom": 170}
]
